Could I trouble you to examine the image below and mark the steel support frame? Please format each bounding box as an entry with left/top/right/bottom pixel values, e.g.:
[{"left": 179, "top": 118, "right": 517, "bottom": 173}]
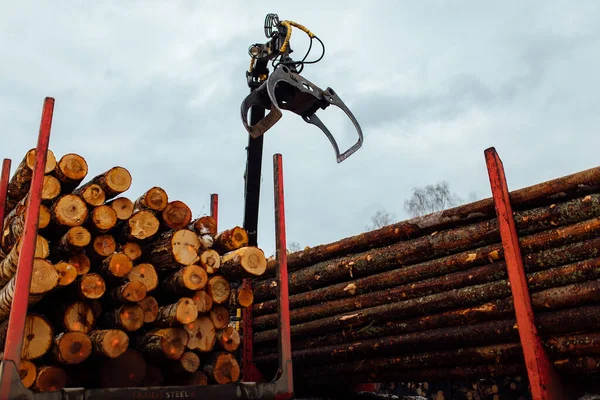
[
  {"left": 484, "top": 147, "right": 566, "bottom": 400},
  {"left": 0, "top": 97, "right": 54, "bottom": 399}
]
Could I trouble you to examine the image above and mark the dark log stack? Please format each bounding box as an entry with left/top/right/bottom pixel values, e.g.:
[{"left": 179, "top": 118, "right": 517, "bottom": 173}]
[
  {"left": 0, "top": 150, "right": 266, "bottom": 392},
  {"left": 251, "top": 165, "right": 600, "bottom": 397}
]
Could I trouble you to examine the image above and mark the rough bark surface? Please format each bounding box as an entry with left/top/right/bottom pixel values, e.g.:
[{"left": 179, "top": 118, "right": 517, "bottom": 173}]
[
  {"left": 265, "top": 168, "right": 600, "bottom": 275},
  {"left": 88, "top": 329, "right": 129, "bottom": 358}
]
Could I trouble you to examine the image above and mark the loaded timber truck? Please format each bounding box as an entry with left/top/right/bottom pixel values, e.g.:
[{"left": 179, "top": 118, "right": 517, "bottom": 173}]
[{"left": 0, "top": 12, "right": 599, "bottom": 400}]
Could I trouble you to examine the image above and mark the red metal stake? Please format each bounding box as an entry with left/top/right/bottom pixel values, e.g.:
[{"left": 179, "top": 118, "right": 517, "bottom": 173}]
[
  {"left": 272, "top": 153, "right": 293, "bottom": 399},
  {"left": 210, "top": 193, "right": 218, "bottom": 227},
  {"left": 484, "top": 147, "right": 566, "bottom": 400},
  {"left": 0, "top": 159, "right": 12, "bottom": 233},
  {"left": 0, "top": 97, "right": 54, "bottom": 398}
]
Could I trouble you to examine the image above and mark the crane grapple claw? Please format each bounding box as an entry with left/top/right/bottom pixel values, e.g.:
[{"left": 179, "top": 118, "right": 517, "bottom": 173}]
[{"left": 241, "top": 64, "right": 363, "bottom": 163}]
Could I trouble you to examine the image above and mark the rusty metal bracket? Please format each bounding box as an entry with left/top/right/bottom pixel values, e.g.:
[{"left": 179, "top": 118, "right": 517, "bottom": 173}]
[{"left": 484, "top": 147, "right": 567, "bottom": 400}]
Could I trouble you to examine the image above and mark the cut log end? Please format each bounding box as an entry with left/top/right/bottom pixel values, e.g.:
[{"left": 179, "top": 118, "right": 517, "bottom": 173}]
[
  {"left": 184, "top": 316, "right": 216, "bottom": 352},
  {"left": 179, "top": 351, "right": 201, "bottom": 373},
  {"left": 34, "top": 365, "right": 67, "bottom": 392},
  {"left": 90, "top": 205, "right": 118, "bottom": 232},
  {"left": 42, "top": 175, "right": 61, "bottom": 202},
  {"left": 200, "top": 249, "right": 221, "bottom": 274},
  {"left": 205, "top": 352, "right": 241, "bottom": 384},
  {"left": 26, "top": 148, "right": 57, "bottom": 174},
  {"left": 220, "top": 247, "right": 267, "bottom": 279},
  {"left": 214, "top": 227, "right": 249, "bottom": 253},
  {"left": 62, "top": 301, "right": 96, "bottom": 333},
  {"left": 136, "top": 328, "right": 189, "bottom": 360},
  {"left": 9, "top": 314, "right": 53, "bottom": 360},
  {"left": 138, "top": 296, "right": 159, "bottom": 323},
  {"left": 209, "top": 305, "right": 230, "bottom": 330},
  {"left": 75, "top": 183, "right": 106, "bottom": 207},
  {"left": 135, "top": 187, "right": 169, "bottom": 212},
  {"left": 125, "top": 210, "right": 160, "bottom": 240},
  {"left": 190, "top": 216, "right": 217, "bottom": 237},
  {"left": 57, "top": 226, "right": 91, "bottom": 254},
  {"left": 102, "top": 252, "right": 133, "bottom": 278},
  {"left": 149, "top": 228, "right": 201, "bottom": 268},
  {"left": 127, "top": 263, "right": 158, "bottom": 292},
  {"left": 68, "top": 253, "right": 91, "bottom": 276},
  {"left": 237, "top": 281, "right": 254, "bottom": 308},
  {"left": 78, "top": 273, "right": 106, "bottom": 300},
  {"left": 30, "top": 258, "right": 60, "bottom": 295},
  {"left": 53, "top": 331, "right": 93, "bottom": 364},
  {"left": 54, "top": 261, "right": 78, "bottom": 287},
  {"left": 90, "top": 235, "right": 116, "bottom": 258},
  {"left": 207, "top": 275, "right": 231, "bottom": 305},
  {"left": 51, "top": 194, "right": 88, "bottom": 227},
  {"left": 89, "top": 329, "right": 130, "bottom": 358},
  {"left": 18, "top": 360, "right": 37, "bottom": 389},
  {"left": 55, "top": 153, "right": 88, "bottom": 184},
  {"left": 97, "top": 166, "right": 132, "bottom": 198},
  {"left": 217, "top": 326, "right": 241, "bottom": 352},
  {"left": 120, "top": 242, "right": 142, "bottom": 261},
  {"left": 161, "top": 201, "right": 193, "bottom": 229},
  {"left": 192, "top": 290, "right": 213, "bottom": 314},
  {"left": 108, "top": 197, "right": 134, "bottom": 221},
  {"left": 156, "top": 298, "right": 198, "bottom": 327}
]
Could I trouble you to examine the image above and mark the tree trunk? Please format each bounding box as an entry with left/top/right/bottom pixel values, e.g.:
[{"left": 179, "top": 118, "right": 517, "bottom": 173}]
[
  {"left": 161, "top": 200, "right": 192, "bottom": 230},
  {"left": 86, "top": 205, "right": 117, "bottom": 233},
  {"left": 155, "top": 298, "right": 198, "bottom": 327},
  {"left": 78, "top": 166, "right": 132, "bottom": 200},
  {"left": 0, "top": 314, "right": 53, "bottom": 360},
  {"left": 5, "top": 148, "right": 56, "bottom": 214},
  {"left": 203, "top": 352, "right": 240, "bottom": 384},
  {"left": 135, "top": 187, "right": 169, "bottom": 212},
  {"left": 133, "top": 327, "right": 189, "bottom": 361},
  {"left": 265, "top": 168, "right": 600, "bottom": 276},
  {"left": 138, "top": 296, "right": 159, "bottom": 323},
  {"left": 256, "top": 303, "right": 600, "bottom": 367},
  {"left": 236, "top": 280, "right": 254, "bottom": 308},
  {"left": 120, "top": 210, "right": 160, "bottom": 241},
  {"left": 2, "top": 208, "right": 51, "bottom": 254},
  {"left": 119, "top": 242, "right": 142, "bottom": 261},
  {"left": 199, "top": 249, "right": 221, "bottom": 274},
  {"left": 33, "top": 365, "right": 67, "bottom": 392},
  {"left": 106, "top": 197, "right": 134, "bottom": 221},
  {"left": 220, "top": 247, "right": 267, "bottom": 280},
  {"left": 253, "top": 237, "right": 600, "bottom": 330},
  {"left": 217, "top": 326, "right": 241, "bottom": 352},
  {"left": 0, "top": 235, "right": 50, "bottom": 287},
  {"left": 213, "top": 227, "right": 249, "bottom": 254},
  {"left": 147, "top": 229, "right": 200, "bottom": 269},
  {"left": 52, "top": 331, "right": 93, "bottom": 364},
  {"left": 253, "top": 262, "right": 600, "bottom": 341},
  {"left": 254, "top": 208, "right": 600, "bottom": 302},
  {"left": 184, "top": 315, "right": 216, "bottom": 352},
  {"left": 206, "top": 275, "right": 231, "bottom": 305},
  {"left": 52, "top": 153, "right": 88, "bottom": 193},
  {"left": 191, "top": 290, "right": 213, "bottom": 314},
  {"left": 73, "top": 183, "right": 106, "bottom": 207},
  {"left": 54, "top": 226, "right": 91, "bottom": 255},
  {"left": 99, "top": 304, "right": 145, "bottom": 332},
  {"left": 162, "top": 265, "right": 208, "bottom": 295},
  {"left": 54, "top": 261, "right": 78, "bottom": 287},
  {"left": 127, "top": 263, "right": 158, "bottom": 293},
  {"left": 88, "top": 329, "right": 129, "bottom": 358}
]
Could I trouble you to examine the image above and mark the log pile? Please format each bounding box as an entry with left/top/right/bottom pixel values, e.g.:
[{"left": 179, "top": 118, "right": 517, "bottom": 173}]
[
  {"left": 0, "top": 149, "right": 267, "bottom": 392},
  {"left": 251, "top": 165, "right": 600, "bottom": 396}
]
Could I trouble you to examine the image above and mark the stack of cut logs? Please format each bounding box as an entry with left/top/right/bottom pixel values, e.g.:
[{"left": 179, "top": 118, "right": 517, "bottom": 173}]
[
  {"left": 0, "top": 149, "right": 267, "bottom": 392},
  {"left": 251, "top": 165, "right": 600, "bottom": 398}
]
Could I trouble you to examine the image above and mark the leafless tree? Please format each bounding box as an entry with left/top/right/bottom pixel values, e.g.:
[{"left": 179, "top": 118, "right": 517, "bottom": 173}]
[
  {"left": 287, "top": 241, "right": 301, "bottom": 253},
  {"left": 366, "top": 209, "right": 396, "bottom": 231},
  {"left": 403, "top": 181, "right": 467, "bottom": 218}
]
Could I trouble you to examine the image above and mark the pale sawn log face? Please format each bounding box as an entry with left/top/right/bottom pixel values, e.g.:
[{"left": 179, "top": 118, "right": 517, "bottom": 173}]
[{"left": 135, "top": 187, "right": 169, "bottom": 212}]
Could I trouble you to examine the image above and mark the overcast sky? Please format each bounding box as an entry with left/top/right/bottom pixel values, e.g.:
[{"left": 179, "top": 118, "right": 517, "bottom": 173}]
[{"left": 1, "top": 1, "right": 599, "bottom": 256}]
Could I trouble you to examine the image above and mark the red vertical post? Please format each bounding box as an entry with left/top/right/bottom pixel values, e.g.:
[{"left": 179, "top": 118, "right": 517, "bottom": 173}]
[
  {"left": 0, "top": 159, "right": 12, "bottom": 233},
  {"left": 210, "top": 193, "right": 218, "bottom": 227},
  {"left": 484, "top": 147, "right": 566, "bottom": 400},
  {"left": 0, "top": 98, "right": 54, "bottom": 398},
  {"left": 272, "top": 153, "right": 293, "bottom": 399}
]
